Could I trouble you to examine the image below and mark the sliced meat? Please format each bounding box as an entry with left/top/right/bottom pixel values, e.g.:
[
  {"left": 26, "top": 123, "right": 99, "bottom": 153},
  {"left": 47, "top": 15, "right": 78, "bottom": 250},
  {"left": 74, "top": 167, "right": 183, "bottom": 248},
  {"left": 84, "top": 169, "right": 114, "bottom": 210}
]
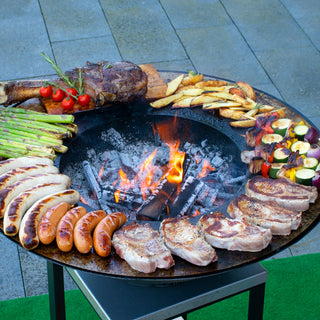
[
  {"left": 245, "top": 175, "right": 318, "bottom": 212},
  {"left": 160, "top": 217, "right": 217, "bottom": 267},
  {"left": 197, "top": 212, "right": 272, "bottom": 252},
  {"left": 227, "top": 194, "right": 302, "bottom": 235},
  {"left": 112, "top": 222, "right": 174, "bottom": 273}
]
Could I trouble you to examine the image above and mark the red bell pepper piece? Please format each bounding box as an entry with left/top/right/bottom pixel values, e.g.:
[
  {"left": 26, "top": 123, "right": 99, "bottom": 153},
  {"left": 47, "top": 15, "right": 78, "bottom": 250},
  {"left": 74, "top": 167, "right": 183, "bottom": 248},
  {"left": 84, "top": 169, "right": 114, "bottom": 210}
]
[{"left": 261, "top": 162, "right": 271, "bottom": 178}]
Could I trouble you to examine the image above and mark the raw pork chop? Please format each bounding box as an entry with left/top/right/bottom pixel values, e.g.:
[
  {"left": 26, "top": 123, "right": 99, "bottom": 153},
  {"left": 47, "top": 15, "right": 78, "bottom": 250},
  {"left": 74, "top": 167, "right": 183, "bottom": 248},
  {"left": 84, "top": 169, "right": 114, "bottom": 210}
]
[
  {"left": 246, "top": 175, "right": 317, "bottom": 212},
  {"left": 197, "top": 212, "right": 272, "bottom": 252},
  {"left": 228, "top": 194, "right": 302, "bottom": 235},
  {"left": 112, "top": 222, "right": 174, "bottom": 273},
  {"left": 160, "top": 217, "right": 217, "bottom": 266}
]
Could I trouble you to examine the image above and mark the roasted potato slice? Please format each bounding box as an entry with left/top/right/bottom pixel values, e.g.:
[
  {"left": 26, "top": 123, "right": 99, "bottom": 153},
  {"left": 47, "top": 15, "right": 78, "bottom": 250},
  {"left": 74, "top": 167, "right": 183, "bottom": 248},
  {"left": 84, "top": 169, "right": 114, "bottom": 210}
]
[
  {"left": 172, "top": 96, "right": 194, "bottom": 108},
  {"left": 166, "top": 74, "right": 184, "bottom": 96},
  {"left": 203, "top": 100, "right": 242, "bottom": 110},
  {"left": 190, "top": 95, "right": 220, "bottom": 106},
  {"left": 181, "top": 73, "right": 204, "bottom": 86},
  {"left": 229, "top": 87, "right": 246, "bottom": 99},
  {"left": 150, "top": 92, "right": 183, "bottom": 108},
  {"left": 236, "top": 81, "right": 256, "bottom": 101},
  {"left": 230, "top": 119, "right": 257, "bottom": 127},
  {"left": 178, "top": 88, "right": 204, "bottom": 96},
  {"left": 219, "top": 108, "right": 245, "bottom": 120},
  {"left": 195, "top": 80, "right": 228, "bottom": 88}
]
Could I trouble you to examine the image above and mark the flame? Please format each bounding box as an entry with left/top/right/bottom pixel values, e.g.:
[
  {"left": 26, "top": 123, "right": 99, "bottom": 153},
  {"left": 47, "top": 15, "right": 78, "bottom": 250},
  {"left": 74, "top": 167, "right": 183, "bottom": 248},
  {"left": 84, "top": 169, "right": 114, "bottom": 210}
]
[
  {"left": 192, "top": 209, "right": 201, "bottom": 217},
  {"left": 166, "top": 141, "right": 185, "bottom": 184},
  {"left": 198, "top": 159, "right": 215, "bottom": 178},
  {"left": 80, "top": 196, "right": 89, "bottom": 205}
]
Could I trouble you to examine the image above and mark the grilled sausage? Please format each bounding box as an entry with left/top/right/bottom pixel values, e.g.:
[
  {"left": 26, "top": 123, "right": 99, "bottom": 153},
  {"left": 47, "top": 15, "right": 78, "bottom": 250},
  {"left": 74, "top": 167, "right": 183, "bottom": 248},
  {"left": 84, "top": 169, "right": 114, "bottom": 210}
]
[
  {"left": 19, "top": 189, "right": 80, "bottom": 250},
  {"left": 38, "top": 202, "right": 72, "bottom": 245},
  {"left": 74, "top": 210, "right": 107, "bottom": 254},
  {"left": 0, "top": 164, "right": 59, "bottom": 191},
  {"left": 56, "top": 206, "right": 87, "bottom": 252},
  {"left": 0, "top": 156, "right": 54, "bottom": 176},
  {"left": 3, "top": 182, "right": 68, "bottom": 236},
  {"left": 93, "top": 212, "right": 127, "bottom": 257},
  {"left": 0, "top": 173, "right": 71, "bottom": 218}
]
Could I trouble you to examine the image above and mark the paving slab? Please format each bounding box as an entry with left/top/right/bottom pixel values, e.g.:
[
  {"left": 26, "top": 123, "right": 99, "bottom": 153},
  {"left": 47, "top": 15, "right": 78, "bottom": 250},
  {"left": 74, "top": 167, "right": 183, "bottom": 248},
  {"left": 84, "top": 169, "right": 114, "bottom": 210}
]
[
  {"left": 221, "top": 0, "right": 312, "bottom": 52},
  {"left": 0, "top": 0, "right": 53, "bottom": 81},
  {"left": 51, "top": 36, "right": 121, "bottom": 72},
  {"left": 177, "top": 24, "right": 270, "bottom": 86},
  {"left": 160, "top": 0, "right": 232, "bottom": 29},
  {"left": 0, "top": 234, "right": 24, "bottom": 301},
  {"left": 39, "top": 0, "right": 111, "bottom": 42},
  {"left": 99, "top": 0, "right": 187, "bottom": 64},
  {"left": 255, "top": 46, "right": 320, "bottom": 118}
]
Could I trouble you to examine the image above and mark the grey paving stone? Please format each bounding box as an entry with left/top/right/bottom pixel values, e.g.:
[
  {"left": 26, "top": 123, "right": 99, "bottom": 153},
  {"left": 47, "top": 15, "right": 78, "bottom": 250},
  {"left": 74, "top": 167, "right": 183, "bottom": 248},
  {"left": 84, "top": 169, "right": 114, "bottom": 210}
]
[
  {"left": 255, "top": 46, "right": 320, "bottom": 119},
  {"left": 160, "top": 0, "right": 232, "bottom": 29},
  {"left": 51, "top": 36, "right": 121, "bottom": 72},
  {"left": 221, "top": 0, "right": 312, "bottom": 52},
  {"left": 282, "top": 0, "right": 320, "bottom": 50},
  {"left": 177, "top": 25, "right": 270, "bottom": 85},
  {"left": 0, "top": 0, "right": 53, "bottom": 81},
  {"left": 39, "top": 0, "right": 111, "bottom": 42},
  {"left": 0, "top": 235, "right": 24, "bottom": 301},
  {"left": 152, "top": 59, "right": 196, "bottom": 73},
  {"left": 99, "top": 0, "right": 187, "bottom": 64}
]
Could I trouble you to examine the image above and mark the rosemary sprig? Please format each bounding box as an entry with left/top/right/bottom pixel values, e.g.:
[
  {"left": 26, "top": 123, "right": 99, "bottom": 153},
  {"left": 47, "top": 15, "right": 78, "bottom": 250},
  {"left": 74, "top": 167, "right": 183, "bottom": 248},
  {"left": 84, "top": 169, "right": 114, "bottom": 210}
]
[
  {"left": 45, "top": 81, "right": 78, "bottom": 100},
  {"left": 41, "top": 52, "right": 76, "bottom": 88}
]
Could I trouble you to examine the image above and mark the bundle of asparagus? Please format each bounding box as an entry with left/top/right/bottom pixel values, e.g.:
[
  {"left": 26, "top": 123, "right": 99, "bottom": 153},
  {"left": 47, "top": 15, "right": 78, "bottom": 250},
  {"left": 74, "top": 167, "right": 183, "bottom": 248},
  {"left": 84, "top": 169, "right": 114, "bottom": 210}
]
[{"left": 0, "top": 107, "right": 77, "bottom": 160}]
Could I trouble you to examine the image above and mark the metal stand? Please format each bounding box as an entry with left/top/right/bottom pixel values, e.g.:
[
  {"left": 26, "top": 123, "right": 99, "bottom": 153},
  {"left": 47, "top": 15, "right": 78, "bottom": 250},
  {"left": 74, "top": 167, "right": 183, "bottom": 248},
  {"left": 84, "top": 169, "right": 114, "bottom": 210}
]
[{"left": 47, "top": 261, "right": 267, "bottom": 320}]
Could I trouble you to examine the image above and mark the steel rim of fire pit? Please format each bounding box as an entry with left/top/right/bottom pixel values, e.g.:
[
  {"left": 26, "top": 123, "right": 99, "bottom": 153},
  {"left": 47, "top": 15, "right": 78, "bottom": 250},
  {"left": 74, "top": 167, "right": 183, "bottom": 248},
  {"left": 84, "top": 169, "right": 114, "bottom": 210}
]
[{"left": 1, "top": 72, "right": 320, "bottom": 281}]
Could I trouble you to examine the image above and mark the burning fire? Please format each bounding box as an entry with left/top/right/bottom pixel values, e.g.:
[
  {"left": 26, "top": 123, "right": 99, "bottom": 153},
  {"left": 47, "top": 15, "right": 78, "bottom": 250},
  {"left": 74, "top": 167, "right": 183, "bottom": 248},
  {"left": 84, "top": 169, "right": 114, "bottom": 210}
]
[
  {"left": 166, "top": 141, "right": 185, "bottom": 184},
  {"left": 198, "top": 159, "right": 215, "bottom": 178}
]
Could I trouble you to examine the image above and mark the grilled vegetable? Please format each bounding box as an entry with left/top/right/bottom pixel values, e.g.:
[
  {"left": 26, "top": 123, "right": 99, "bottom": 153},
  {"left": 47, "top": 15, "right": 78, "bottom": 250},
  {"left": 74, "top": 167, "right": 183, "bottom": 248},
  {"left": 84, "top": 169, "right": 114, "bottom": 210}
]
[
  {"left": 291, "top": 141, "right": 311, "bottom": 156},
  {"left": 304, "top": 126, "right": 320, "bottom": 144},
  {"left": 303, "top": 157, "right": 319, "bottom": 170},
  {"left": 273, "top": 148, "right": 290, "bottom": 163},
  {"left": 295, "top": 168, "right": 315, "bottom": 186},
  {"left": 261, "top": 133, "right": 283, "bottom": 146},
  {"left": 293, "top": 124, "right": 309, "bottom": 140},
  {"left": 271, "top": 118, "right": 292, "bottom": 136}
]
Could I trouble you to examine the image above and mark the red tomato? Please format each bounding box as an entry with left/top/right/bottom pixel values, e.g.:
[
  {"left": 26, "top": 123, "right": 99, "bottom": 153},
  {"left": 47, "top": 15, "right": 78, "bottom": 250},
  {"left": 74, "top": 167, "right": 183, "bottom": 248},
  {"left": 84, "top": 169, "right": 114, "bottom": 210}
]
[
  {"left": 61, "top": 97, "right": 75, "bottom": 110},
  {"left": 39, "top": 85, "right": 53, "bottom": 98},
  {"left": 78, "top": 94, "right": 91, "bottom": 106},
  {"left": 65, "top": 87, "right": 78, "bottom": 98},
  {"left": 52, "top": 89, "right": 65, "bottom": 102}
]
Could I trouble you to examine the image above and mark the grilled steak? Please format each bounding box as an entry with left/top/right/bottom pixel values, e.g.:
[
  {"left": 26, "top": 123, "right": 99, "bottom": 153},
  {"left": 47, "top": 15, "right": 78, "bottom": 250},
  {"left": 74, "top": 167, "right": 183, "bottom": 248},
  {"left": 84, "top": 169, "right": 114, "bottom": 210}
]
[
  {"left": 227, "top": 194, "right": 302, "bottom": 235},
  {"left": 197, "top": 212, "right": 272, "bottom": 252},
  {"left": 112, "top": 222, "right": 174, "bottom": 273},
  {"left": 1, "top": 61, "right": 148, "bottom": 107},
  {"left": 246, "top": 175, "right": 318, "bottom": 212},
  {"left": 160, "top": 217, "right": 217, "bottom": 266}
]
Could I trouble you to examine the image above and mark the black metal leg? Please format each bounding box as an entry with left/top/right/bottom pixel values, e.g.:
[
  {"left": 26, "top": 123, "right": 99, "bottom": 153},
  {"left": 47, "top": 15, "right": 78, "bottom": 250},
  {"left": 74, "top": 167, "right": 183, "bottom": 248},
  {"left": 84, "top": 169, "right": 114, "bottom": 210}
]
[
  {"left": 47, "top": 261, "right": 66, "bottom": 320},
  {"left": 248, "top": 283, "right": 266, "bottom": 320}
]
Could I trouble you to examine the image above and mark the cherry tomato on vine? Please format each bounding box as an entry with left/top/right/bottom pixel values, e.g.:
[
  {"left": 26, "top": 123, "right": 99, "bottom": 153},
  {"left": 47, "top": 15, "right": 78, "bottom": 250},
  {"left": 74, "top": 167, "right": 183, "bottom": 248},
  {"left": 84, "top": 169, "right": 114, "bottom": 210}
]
[
  {"left": 52, "top": 89, "right": 65, "bottom": 102},
  {"left": 65, "top": 87, "right": 78, "bottom": 97},
  {"left": 39, "top": 85, "right": 53, "bottom": 98},
  {"left": 61, "top": 96, "right": 75, "bottom": 110},
  {"left": 78, "top": 94, "right": 91, "bottom": 106}
]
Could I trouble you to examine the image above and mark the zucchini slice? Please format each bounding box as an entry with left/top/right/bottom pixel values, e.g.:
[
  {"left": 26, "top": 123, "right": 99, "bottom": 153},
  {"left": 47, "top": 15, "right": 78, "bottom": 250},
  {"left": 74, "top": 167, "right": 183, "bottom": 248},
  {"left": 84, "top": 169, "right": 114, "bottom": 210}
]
[
  {"left": 303, "top": 157, "right": 319, "bottom": 170},
  {"left": 291, "top": 141, "right": 311, "bottom": 155},
  {"left": 273, "top": 147, "right": 290, "bottom": 163},
  {"left": 293, "top": 124, "right": 309, "bottom": 140},
  {"left": 261, "top": 133, "right": 283, "bottom": 146},
  {"left": 295, "top": 168, "right": 315, "bottom": 186},
  {"left": 269, "top": 163, "right": 284, "bottom": 179},
  {"left": 271, "top": 118, "right": 292, "bottom": 136}
]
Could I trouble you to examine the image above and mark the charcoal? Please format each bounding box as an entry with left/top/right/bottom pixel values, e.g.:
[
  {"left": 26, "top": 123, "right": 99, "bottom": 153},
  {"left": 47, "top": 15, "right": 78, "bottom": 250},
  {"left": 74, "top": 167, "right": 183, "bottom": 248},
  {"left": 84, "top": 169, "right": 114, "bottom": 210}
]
[
  {"left": 136, "top": 177, "right": 177, "bottom": 221},
  {"left": 101, "top": 128, "right": 126, "bottom": 150},
  {"left": 196, "top": 185, "right": 218, "bottom": 208},
  {"left": 82, "top": 161, "right": 102, "bottom": 200},
  {"left": 169, "top": 176, "right": 205, "bottom": 217}
]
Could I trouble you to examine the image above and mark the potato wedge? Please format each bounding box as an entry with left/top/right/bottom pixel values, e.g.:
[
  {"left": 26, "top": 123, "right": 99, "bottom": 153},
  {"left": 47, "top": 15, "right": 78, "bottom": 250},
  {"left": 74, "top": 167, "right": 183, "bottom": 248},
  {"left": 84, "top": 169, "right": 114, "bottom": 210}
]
[
  {"left": 190, "top": 95, "right": 220, "bottom": 106},
  {"left": 181, "top": 73, "right": 204, "bottom": 86},
  {"left": 219, "top": 108, "right": 245, "bottom": 120},
  {"left": 172, "top": 97, "right": 194, "bottom": 108},
  {"left": 236, "top": 81, "right": 256, "bottom": 101},
  {"left": 150, "top": 92, "right": 183, "bottom": 108},
  {"left": 230, "top": 119, "right": 256, "bottom": 127},
  {"left": 166, "top": 74, "right": 184, "bottom": 96},
  {"left": 178, "top": 88, "right": 203, "bottom": 96},
  {"left": 229, "top": 87, "right": 246, "bottom": 99},
  {"left": 195, "top": 80, "right": 228, "bottom": 88},
  {"left": 202, "top": 100, "right": 242, "bottom": 110}
]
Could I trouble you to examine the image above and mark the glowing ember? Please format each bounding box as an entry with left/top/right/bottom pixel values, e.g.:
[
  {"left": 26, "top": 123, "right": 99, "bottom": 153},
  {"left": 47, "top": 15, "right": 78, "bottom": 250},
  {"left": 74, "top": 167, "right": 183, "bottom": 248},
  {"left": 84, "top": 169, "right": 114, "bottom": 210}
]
[
  {"left": 80, "top": 196, "right": 89, "bottom": 205},
  {"left": 166, "top": 141, "right": 185, "bottom": 184},
  {"left": 198, "top": 159, "right": 215, "bottom": 178}
]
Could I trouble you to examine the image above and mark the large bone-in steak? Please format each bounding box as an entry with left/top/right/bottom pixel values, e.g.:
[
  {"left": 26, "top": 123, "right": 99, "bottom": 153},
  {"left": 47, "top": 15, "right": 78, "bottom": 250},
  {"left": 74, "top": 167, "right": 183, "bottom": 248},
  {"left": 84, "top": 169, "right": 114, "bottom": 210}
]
[
  {"left": 227, "top": 194, "right": 302, "bottom": 235},
  {"left": 112, "top": 222, "right": 174, "bottom": 273},
  {"left": 245, "top": 175, "right": 318, "bottom": 212},
  {"left": 160, "top": 217, "right": 217, "bottom": 266},
  {"left": 197, "top": 212, "right": 272, "bottom": 252}
]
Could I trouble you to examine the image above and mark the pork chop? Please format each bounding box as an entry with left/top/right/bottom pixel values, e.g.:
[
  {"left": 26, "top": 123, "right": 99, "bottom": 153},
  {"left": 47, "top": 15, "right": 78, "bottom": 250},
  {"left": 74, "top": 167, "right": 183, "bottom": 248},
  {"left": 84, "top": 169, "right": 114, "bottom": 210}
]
[
  {"left": 227, "top": 194, "right": 302, "bottom": 235},
  {"left": 112, "top": 222, "right": 174, "bottom": 274},
  {"left": 197, "top": 212, "right": 272, "bottom": 252},
  {"left": 245, "top": 175, "right": 317, "bottom": 212},
  {"left": 160, "top": 217, "right": 217, "bottom": 266}
]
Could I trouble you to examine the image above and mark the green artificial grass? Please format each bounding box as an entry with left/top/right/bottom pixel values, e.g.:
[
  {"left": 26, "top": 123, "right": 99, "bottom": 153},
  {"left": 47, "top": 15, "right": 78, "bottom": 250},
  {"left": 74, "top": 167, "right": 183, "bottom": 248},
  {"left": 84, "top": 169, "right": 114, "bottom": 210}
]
[{"left": 1, "top": 253, "right": 319, "bottom": 320}]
